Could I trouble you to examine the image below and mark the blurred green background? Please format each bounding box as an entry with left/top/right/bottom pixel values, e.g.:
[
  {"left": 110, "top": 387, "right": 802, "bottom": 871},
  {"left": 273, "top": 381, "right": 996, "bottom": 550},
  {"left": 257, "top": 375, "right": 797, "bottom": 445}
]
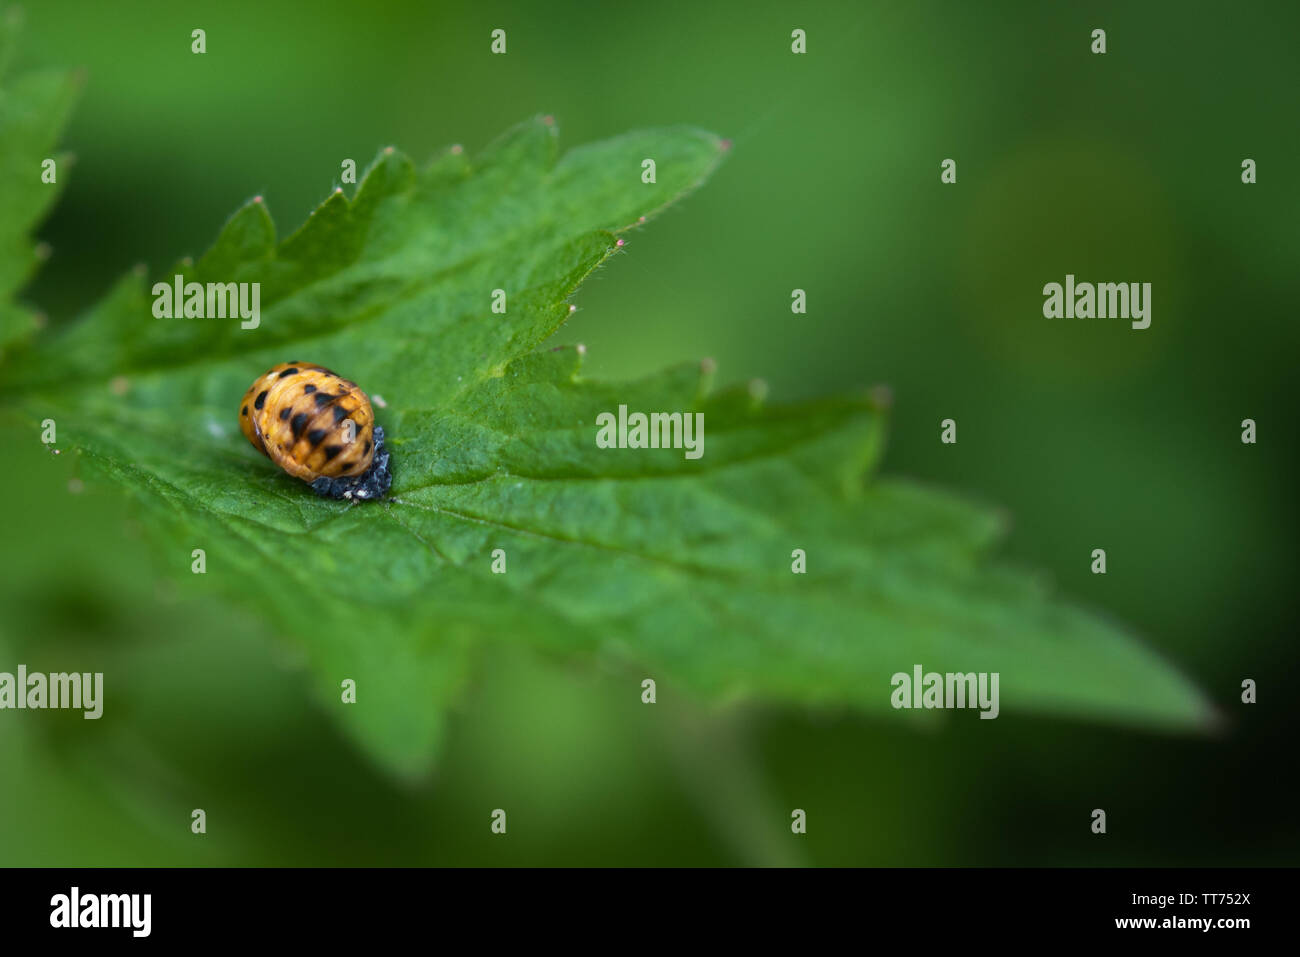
[{"left": 2, "top": 0, "right": 1297, "bottom": 865}]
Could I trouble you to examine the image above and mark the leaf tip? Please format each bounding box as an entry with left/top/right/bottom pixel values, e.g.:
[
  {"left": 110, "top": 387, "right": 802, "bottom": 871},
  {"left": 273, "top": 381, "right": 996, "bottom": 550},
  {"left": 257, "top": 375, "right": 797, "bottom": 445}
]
[
  {"left": 867, "top": 383, "right": 893, "bottom": 411},
  {"left": 1200, "top": 700, "right": 1232, "bottom": 736},
  {"left": 698, "top": 357, "right": 718, "bottom": 396}
]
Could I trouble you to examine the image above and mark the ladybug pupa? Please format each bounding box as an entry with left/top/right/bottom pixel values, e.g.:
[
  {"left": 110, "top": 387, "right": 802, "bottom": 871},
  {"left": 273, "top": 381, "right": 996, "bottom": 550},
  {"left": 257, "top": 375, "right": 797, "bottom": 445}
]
[{"left": 238, "top": 362, "right": 392, "bottom": 501}]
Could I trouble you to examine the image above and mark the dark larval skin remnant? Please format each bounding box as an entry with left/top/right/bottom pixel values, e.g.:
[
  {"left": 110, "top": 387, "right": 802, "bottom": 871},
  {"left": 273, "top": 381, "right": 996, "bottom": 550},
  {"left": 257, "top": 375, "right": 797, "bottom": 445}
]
[{"left": 310, "top": 425, "right": 392, "bottom": 501}]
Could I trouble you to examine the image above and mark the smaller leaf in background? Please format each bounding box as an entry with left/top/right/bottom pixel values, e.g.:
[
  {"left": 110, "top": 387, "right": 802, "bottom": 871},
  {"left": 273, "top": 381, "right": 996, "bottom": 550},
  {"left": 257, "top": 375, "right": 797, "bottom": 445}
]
[{"left": 0, "top": 6, "right": 80, "bottom": 354}]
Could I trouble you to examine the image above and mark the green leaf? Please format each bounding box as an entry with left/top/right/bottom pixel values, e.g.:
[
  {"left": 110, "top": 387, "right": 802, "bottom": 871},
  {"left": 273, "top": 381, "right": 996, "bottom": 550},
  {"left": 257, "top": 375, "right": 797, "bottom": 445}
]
[
  {"left": 0, "top": 6, "right": 80, "bottom": 355},
  {"left": 2, "top": 38, "right": 1213, "bottom": 776}
]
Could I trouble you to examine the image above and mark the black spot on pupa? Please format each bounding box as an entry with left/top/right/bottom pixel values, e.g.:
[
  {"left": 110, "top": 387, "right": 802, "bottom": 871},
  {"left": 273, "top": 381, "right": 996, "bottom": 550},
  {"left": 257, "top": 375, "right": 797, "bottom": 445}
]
[
  {"left": 339, "top": 462, "right": 353, "bottom": 472},
  {"left": 303, "top": 384, "right": 317, "bottom": 394},
  {"left": 363, "top": 440, "right": 371, "bottom": 454},
  {"left": 241, "top": 406, "right": 248, "bottom": 416},
  {"left": 254, "top": 390, "right": 268, "bottom": 410},
  {"left": 306, "top": 429, "right": 328, "bottom": 446},
  {"left": 314, "top": 393, "right": 333, "bottom": 407},
  {"left": 280, "top": 407, "right": 291, "bottom": 420},
  {"left": 291, "top": 412, "right": 309, "bottom": 439},
  {"left": 323, "top": 445, "right": 342, "bottom": 461},
  {"left": 279, "top": 367, "right": 300, "bottom": 378},
  {"left": 333, "top": 405, "right": 350, "bottom": 424}
]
